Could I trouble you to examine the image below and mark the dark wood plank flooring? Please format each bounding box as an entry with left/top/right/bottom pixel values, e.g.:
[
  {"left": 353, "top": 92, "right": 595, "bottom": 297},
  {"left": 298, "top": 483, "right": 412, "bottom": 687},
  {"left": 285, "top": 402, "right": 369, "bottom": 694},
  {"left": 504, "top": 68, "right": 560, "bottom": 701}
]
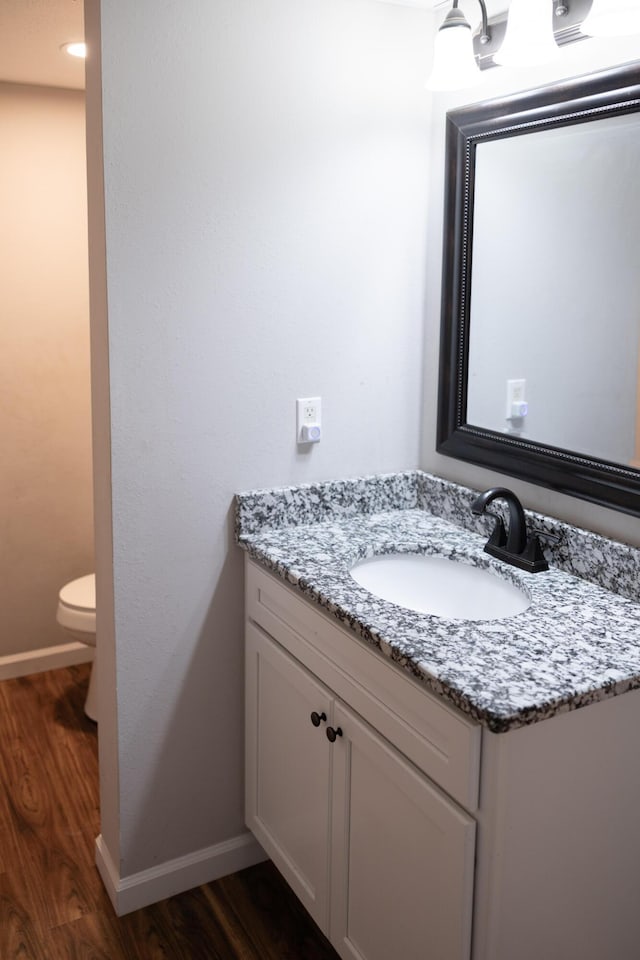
[{"left": 0, "top": 664, "right": 339, "bottom": 959}]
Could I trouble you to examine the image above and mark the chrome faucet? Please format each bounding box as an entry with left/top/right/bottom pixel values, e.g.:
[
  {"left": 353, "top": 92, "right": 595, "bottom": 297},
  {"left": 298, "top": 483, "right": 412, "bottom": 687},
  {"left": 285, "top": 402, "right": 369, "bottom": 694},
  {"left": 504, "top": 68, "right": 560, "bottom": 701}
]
[{"left": 471, "top": 487, "right": 548, "bottom": 573}]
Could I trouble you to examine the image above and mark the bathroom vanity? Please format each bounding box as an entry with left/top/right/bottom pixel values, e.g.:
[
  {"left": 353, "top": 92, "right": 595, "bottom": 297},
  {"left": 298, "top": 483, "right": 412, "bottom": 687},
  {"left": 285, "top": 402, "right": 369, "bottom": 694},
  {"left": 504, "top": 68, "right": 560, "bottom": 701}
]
[{"left": 237, "top": 472, "right": 640, "bottom": 960}]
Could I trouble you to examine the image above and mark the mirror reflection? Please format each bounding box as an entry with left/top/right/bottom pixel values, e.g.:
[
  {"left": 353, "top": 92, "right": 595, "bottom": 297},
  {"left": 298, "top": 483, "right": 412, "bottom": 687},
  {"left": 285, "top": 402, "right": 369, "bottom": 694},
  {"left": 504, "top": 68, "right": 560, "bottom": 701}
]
[
  {"left": 467, "top": 111, "right": 640, "bottom": 467},
  {"left": 437, "top": 63, "right": 640, "bottom": 514}
]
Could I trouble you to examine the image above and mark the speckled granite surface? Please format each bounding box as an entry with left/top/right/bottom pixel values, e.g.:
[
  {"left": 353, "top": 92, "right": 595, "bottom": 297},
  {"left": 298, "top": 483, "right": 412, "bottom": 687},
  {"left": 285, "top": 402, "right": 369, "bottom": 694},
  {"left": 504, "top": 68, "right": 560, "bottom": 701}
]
[{"left": 236, "top": 472, "right": 640, "bottom": 732}]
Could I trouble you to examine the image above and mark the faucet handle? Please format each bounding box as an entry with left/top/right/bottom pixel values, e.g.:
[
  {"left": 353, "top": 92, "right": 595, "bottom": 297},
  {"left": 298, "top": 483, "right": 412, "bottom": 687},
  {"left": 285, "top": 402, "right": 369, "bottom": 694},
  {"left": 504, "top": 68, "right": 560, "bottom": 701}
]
[{"left": 532, "top": 527, "right": 562, "bottom": 545}]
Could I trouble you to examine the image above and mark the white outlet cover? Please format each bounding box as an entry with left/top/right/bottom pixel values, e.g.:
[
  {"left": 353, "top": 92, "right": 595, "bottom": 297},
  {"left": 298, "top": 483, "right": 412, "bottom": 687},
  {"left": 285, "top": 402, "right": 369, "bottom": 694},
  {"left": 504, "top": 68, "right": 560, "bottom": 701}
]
[{"left": 296, "top": 397, "right": 322, "bottom": 443}]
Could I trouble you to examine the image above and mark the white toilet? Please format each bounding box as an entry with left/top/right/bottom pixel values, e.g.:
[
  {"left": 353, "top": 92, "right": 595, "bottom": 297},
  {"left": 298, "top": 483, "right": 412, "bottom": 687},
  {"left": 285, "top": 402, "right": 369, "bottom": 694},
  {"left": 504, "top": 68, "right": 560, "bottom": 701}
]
[{"left": 56, "top": 573, "right": 98, "bottom": 722}]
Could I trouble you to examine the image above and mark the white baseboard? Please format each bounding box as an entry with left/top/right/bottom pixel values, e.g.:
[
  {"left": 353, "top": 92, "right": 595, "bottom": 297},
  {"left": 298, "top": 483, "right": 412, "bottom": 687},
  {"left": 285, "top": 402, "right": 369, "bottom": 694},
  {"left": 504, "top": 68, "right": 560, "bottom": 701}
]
[
  {"left": 95, "top": 830, "right": 267, "bottom": 916},
  {"left": 0, "top": 642, "right": 93, "bottom": 680}
]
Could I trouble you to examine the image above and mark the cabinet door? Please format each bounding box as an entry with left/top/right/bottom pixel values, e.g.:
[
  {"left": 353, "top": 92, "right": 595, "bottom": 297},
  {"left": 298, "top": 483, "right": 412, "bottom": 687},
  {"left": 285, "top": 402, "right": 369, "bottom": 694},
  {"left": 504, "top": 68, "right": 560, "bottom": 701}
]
[
  {"left": 245, "top": 623, "right": 333, "bottom": 930},
  {"left": 329, "top": 702, "right": 476, "bottom": 960}
]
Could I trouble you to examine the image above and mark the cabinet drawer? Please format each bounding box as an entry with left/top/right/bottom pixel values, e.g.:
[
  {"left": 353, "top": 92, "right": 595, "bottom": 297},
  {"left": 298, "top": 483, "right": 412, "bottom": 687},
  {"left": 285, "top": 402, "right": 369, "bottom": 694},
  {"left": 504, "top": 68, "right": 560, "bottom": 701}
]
[{"left": 246, "top": 558, "right": 480, "bottom": 812}]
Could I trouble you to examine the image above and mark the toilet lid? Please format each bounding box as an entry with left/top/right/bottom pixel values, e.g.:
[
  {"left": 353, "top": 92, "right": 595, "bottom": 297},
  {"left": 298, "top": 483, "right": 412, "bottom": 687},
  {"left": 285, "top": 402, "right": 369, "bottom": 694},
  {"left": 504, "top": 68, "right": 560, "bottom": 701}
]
[{"left": 59, "top": 573, "right": 96, "bottom": 612}]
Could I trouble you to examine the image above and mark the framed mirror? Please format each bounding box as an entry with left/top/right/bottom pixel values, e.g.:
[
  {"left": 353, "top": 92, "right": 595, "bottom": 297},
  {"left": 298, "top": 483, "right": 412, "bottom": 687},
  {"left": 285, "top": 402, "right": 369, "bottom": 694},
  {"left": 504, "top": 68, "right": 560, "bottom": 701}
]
[{"left": 437, "top": 63, "right": 640, "bottom": 515}]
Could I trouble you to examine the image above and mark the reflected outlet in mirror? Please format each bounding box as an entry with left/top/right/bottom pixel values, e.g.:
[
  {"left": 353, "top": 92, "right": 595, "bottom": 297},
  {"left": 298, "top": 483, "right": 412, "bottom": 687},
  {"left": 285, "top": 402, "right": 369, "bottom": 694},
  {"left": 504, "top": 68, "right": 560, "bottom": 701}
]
[{"left": 350, "top": 553, "right": 530, "bottom": 621}]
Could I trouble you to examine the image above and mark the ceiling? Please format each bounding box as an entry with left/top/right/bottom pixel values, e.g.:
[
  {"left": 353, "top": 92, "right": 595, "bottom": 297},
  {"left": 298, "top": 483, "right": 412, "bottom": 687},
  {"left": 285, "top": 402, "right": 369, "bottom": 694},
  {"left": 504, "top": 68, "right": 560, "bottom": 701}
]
[{"left": 0, "top": 0, "right": 85, "bottom": 90}]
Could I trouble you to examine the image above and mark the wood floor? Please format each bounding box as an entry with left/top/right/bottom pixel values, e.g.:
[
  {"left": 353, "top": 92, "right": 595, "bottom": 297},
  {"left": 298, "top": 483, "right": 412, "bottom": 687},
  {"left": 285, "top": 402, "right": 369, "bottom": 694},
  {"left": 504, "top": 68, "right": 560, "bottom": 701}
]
[{"left": 0, "top": 664, "right": 339, "bottom": 959}]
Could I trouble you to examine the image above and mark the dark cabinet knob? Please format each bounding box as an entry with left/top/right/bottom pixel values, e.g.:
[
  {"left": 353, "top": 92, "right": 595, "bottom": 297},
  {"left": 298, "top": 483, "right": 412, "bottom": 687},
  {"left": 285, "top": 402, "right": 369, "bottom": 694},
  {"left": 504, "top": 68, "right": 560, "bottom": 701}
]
[
  {"left": 326, "top": 726, "right": 343, "bottom": 743},
  {"left": 310, "top": 711, "right": 327, "bottom": 727}
]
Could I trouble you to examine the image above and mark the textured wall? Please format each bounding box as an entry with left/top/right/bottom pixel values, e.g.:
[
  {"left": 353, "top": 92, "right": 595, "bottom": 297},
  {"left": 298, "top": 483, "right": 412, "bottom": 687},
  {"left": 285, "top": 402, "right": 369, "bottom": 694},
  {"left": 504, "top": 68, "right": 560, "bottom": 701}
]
[
  {"left": 88, "top": 0, "right": 431, "bottom": 880},
  {"left": 0, "top": 82, "right": 93, "bottom": 657}
]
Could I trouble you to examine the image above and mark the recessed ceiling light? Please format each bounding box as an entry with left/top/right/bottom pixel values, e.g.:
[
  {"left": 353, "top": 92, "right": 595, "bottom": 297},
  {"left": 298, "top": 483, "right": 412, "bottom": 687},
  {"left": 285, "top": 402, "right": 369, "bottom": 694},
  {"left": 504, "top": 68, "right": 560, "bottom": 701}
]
[{"left": 62, "top": 42, "right": 87, "bottom": 59}]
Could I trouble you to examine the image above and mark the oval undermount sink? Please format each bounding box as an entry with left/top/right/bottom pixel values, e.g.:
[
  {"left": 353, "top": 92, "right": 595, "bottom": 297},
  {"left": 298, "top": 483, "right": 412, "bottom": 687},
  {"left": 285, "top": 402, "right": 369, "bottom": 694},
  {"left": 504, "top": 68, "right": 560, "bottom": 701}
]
[{"left": 350, "top": 553, "right": 530, "bottom": 621}]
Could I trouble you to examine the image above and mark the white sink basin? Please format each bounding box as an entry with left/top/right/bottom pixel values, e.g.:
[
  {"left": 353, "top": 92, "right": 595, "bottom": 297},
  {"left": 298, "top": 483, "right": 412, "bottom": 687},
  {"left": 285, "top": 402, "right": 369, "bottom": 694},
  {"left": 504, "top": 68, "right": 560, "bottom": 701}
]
[{"left": 350, "top": 553, "right": 530, "bottom": 621}]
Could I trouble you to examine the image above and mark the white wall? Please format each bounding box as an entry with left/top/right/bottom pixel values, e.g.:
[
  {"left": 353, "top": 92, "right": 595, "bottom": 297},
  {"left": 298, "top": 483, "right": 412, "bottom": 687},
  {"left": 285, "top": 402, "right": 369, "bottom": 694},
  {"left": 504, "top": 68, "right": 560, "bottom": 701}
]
[
  {"left": 86, "top": 0, "right": 431, "bottom": 897},
  {"left": 422, "top": 29, "right": 640, "bottom": 546},
  {"left": 0, "top": 82, "right": 93, "bottom": 660}
]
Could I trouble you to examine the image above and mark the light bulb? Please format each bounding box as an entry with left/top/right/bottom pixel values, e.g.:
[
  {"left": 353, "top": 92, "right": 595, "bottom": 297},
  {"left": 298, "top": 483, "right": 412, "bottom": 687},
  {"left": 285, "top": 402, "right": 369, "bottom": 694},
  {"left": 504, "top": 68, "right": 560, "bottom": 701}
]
[
  {"left": 494, "top": 0, "right": 560, "bottom": 67},
  {"left": 426, "top": 7, "right": 482, "bottom": 92}
]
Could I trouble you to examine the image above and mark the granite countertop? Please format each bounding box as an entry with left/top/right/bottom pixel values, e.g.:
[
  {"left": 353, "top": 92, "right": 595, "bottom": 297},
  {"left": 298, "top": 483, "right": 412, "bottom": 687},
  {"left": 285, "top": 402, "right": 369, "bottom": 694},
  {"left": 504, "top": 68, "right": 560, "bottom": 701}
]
[{"left": 236, "top": 472, "right": 640, "bottom": 733}]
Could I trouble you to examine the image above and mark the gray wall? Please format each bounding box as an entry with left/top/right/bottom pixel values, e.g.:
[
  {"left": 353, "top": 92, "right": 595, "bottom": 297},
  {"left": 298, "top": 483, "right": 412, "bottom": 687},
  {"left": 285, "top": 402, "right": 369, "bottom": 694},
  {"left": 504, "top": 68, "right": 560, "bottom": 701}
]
[{"left": 87, "top": 0, "right": 431, "bottom": 884}]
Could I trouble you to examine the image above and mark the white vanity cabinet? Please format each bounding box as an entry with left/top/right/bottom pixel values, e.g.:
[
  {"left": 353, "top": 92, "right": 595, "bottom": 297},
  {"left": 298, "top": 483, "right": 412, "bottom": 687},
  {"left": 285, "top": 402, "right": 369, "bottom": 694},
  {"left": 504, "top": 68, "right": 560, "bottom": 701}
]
[
  {"left": 244, "top": 558, "right": 640, "bottom": 960},
  {"left": 245, "top": 559, "right": 478, "bottom": 960}
]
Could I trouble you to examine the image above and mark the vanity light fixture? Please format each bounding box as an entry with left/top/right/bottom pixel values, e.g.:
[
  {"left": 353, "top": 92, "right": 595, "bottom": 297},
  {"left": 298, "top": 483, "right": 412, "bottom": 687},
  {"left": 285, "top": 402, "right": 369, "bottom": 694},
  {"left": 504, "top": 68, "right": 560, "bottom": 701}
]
[
  {"left": 62, "top": 41, "right": 87, "bottom": 59},
  {"left": 494, "top": 0, "right": 561, "bottom": 67},
  {"left": 426, "top": 0, "right": 490, "bottom": 91},
  {"left": 427, "top": 0, "right": 640, "bottom": 91}
]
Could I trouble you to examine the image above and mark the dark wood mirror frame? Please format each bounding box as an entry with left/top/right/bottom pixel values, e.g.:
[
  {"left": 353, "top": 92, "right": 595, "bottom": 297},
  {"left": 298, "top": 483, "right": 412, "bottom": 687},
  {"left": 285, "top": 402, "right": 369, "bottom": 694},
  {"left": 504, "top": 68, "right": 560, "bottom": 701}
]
[{"left": 437, "top": 62, "right": 640, "bottom": 516}]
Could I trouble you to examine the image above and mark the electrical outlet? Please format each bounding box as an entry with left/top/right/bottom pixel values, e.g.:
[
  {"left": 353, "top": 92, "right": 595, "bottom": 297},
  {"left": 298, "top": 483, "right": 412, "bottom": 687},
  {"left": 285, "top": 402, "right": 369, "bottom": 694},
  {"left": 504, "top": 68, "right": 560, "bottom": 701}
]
[
  {"left": 301, "top": 399, "right": 320, "bottom": 423},
  {"left": 297, "top": 397, "right": 322, "bottom": 443},
  {"left": 506, "top": 379, "right": 526, "bottom": 419}
]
